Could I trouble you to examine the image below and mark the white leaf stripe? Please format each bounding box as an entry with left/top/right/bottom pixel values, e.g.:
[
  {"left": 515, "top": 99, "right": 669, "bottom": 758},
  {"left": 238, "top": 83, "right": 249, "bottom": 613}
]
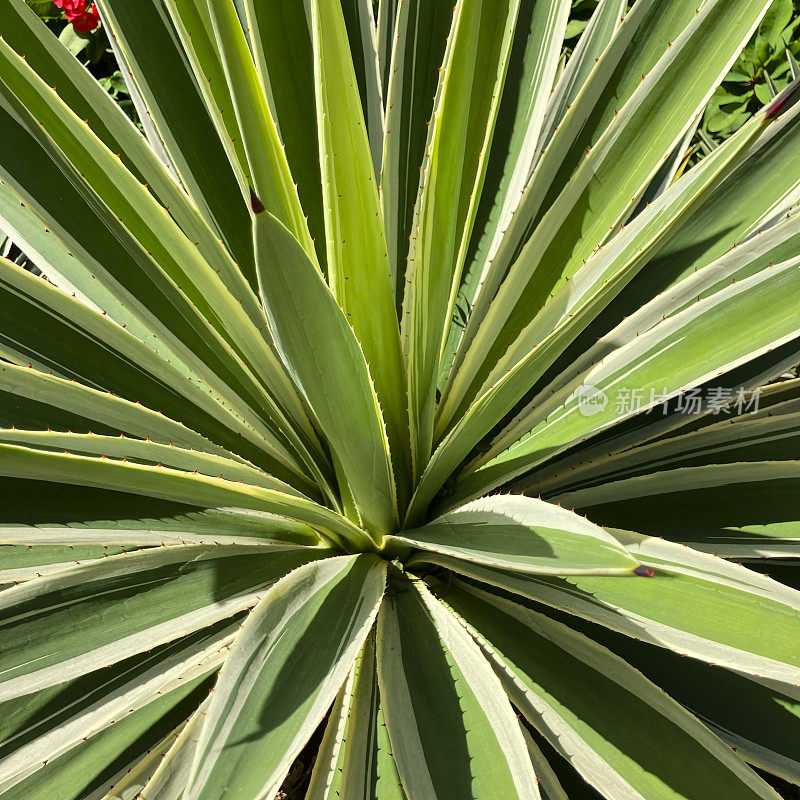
[
  {"left": 305, "top": 668, "right": 356, "bottom": 800},
  {"left": 0, "top": 525, "right": 313, "bottom": 550},
  {"left": 134, "top": 700, "right": 210, "bottom": 800}
]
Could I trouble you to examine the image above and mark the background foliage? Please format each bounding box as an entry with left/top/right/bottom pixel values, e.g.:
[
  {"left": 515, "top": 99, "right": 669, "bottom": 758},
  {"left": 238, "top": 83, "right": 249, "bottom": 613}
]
[{"left": 23, "top": 0, "right": 137, "bottom": 122}]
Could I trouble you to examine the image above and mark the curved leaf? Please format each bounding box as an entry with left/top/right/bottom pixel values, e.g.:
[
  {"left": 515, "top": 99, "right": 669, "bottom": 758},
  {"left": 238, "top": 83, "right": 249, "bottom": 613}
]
[
  {"left": 184, "top": 554, "right": 387, "bottom": 800},
  {"left": 393, "top": 494, "right": 638, "bottom": 576}
]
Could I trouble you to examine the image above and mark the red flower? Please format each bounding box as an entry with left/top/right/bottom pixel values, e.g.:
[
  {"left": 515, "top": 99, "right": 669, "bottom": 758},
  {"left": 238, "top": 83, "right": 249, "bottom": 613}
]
[
  {"left": 53, "top": 0, "right": 100, "bottom": 33},
  {"left": 70, "top": 5, "right": 100, "bottom": 33}
]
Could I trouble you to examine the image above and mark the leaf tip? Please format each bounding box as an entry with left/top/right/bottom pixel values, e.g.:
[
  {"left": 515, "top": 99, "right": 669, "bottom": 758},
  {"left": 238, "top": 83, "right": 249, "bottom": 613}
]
[
  {"left": 633, "top": 565, "right": 655, "bottom": 578},
  {"left": 249, "top": 187, "right": 265, "bottom": 214},
  {"left": 765, "top": 81, "right": 800, "bottom": 119}
]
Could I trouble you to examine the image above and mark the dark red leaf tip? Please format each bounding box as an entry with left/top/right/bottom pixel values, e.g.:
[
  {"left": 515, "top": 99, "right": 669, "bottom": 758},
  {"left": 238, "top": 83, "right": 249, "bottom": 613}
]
[
  {"left": 249, "top": 187, "right": 265, "bottom": 214},
  {"left": 633, "top": 565, "right": 655, "bottom": 578},
  {"left": 765, "top": 81, "right": 800, "bottom": 120}
]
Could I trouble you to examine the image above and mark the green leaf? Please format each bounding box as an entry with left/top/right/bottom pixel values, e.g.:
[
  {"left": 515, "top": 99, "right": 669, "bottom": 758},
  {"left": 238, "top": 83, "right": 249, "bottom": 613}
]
[
  {"left": 587, "top": 624, "right": 800, "bottom": 785},
  {"left": 0, "top": 256, "right": 311, "bottom": 490},
  {"left": 0, "top": 476, "right": 318, "bottom": 549},
  {"left": 443, "top": 0, "right": 571, "bottom": 386},
  {"left": 184, "top": 554, "right": 387, "bottom": 800},
  {"left": 306, "top": 632, "right": 406, "bottom": 800},
  {"left": 242, "top": 0, "right": 327, "bottom": 270},
  {"left": 0, "top": 671, "right": 207, "bottom": 800},
  {"left": 0, "top": 361, "right": 248, "bottom": 465},
  {"left": 0, "top": 441, "right": 364, "bottom": 547},
  {"left": 0, "top": 623, "right": 232, "bottom": 794},
  {"left": 57, "top": 24, "right": 88, "bottom": 58},
  {"left": 203, "top": 0, "right": 316, "bottom": 262},
  {"left": 408, "top": 109, "right": 771, "bottom": 524},
  {"left": 1, "top": 0, "right": 305, "bottom": 412},
  {"left": 403, "top": 0, "right": 522, "bottom": 474},
  {"left": 518, "top": 724, "right": 570, "bottom": 800},
  {"left": 95, "top": 0, "right": 255, "bottom": 276},
  {"left": 521, "top": 395, "right": 800, "bottom": 502},
  {"left": 0, "top": 428, "right": 304, "bottom": 497},
  {"left": 376, "top": 0, "right": 399, "bottom": 103},
  {"left": 160, "top": 0, "right": 250, "bottom": 197},
  {"left": 393, "top": 494, "right": 639, "bottom": 576},
  {"left": 442, "top": 0, "right": 705, "bottom": 412},
  {"left": 254, "top": 209, "right": 398, "bottom": 538},
  {"left": 435, "top": 530, "right": 800, "bottom": 684},
  {"left": 629, "top": 92, "right": 800, "bottom": 303},
  {"left": 132, "top": 700, "right": 208, "bottom": 799},
  {"left": 445, "top": 0, "right": 772, "bottom": 418},
  {"left": 502, "top": 207, "right": 800, "bottom": 448},
  {"left": 538, "top": 0, "right": 627, "bottom": 149},
  {"left": 553, "top": 462, "right": 800, "bottom": 558},
  {"left": 0, "top": 53, "right": 327, "bottom": 479},
  {"left": 309, "top": 0, "right": 411, "bottom": 505},
  {"left": 0, "top": 542, "right": 130, "bottom": 584},
  {"left": 454, "top": 253, "right": 800, "bottom": 506},
  {"left": 380, "top": 0, "right": 454, "bottom": 299},
  {"left": 339, "top": 0, "right": 385, "bottom": 175}
]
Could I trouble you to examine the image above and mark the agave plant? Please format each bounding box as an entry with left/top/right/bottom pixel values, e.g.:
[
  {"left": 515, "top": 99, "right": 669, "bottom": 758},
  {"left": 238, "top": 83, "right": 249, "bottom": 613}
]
[{"left": 1, "top": 0, "right": 800, "bottom": 797}]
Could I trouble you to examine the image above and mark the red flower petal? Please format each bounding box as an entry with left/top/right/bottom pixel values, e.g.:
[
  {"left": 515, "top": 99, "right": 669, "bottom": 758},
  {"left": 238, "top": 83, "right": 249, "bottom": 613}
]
[
  {"left": 70, "top": 5, "right": 99, "bottom": 32},
  {"left": 63, "top": 0, "right": 87, "bottom": 19}
]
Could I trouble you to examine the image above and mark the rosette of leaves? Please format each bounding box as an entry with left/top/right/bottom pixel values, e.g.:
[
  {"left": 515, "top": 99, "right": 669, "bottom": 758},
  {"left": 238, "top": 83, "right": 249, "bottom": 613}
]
[{"left": 1, "top": 1, "right": 800, "bottom": 799}]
